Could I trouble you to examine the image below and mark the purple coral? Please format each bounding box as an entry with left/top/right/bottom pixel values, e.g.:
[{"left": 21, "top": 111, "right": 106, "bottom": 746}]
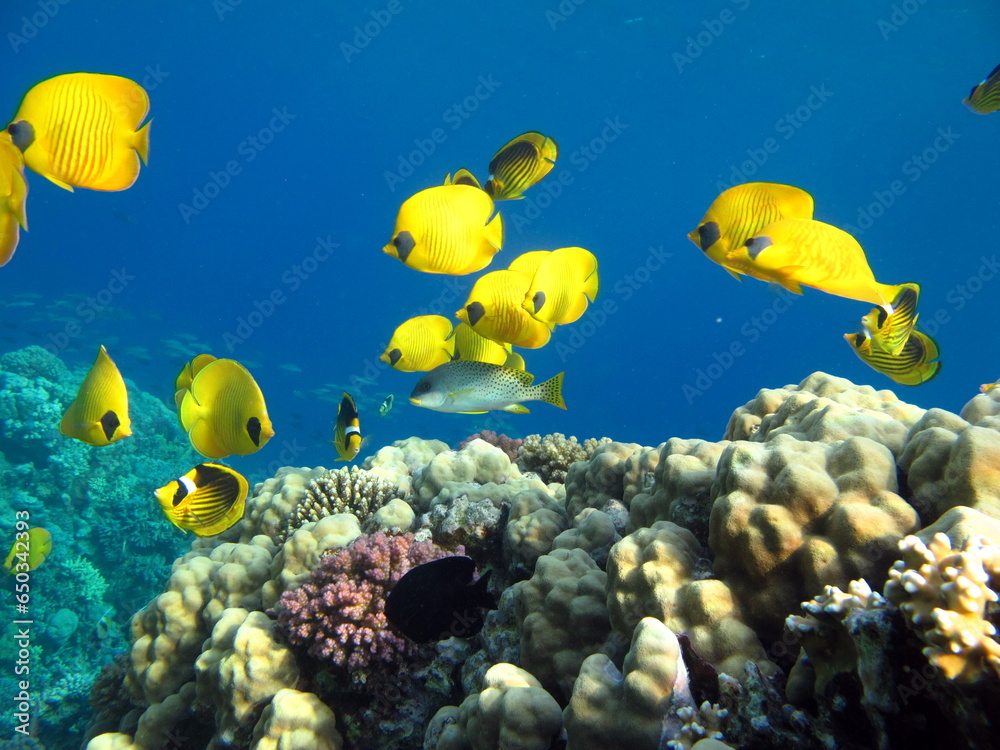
[
  {"left": 459, "top": 430, "right": 524, "bottom": 462},
  {"left": 277, "top": 531, "right": 461, "bottom": 678}
]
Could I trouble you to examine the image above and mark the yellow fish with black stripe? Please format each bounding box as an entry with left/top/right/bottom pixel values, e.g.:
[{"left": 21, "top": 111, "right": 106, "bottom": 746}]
[
  {"left": 384, "top": 184, "right": 503, "bottom": 275},
  {"left": 739, "top": 218, "right": 910, "bottom": 307},
  {"left": 964, "top": 63, "right": 1000, "bottom": 114},
  {"left": 860, "top": 282, "right": 920, "bottom": 356},
  {"left": 689, "top": 182, "right": 814, "bottom": 280},
  {"left": 154, "top": 463, "right": 249, "bottom": 536},
  {"left": 522, "top": 246, "right": 599, "bottom": 327},
  {"left": 7, "top": 72, "right": 151, "bottom": 192},
  {"left": 60, "top": 345, "right": 132, "bottom": 446},
  {"left": 177, "top": 357, "right": 274, "bottom": 459},
  {"left": 456, "top": 270, "right": 552, "bottom": 348},
  {"left": 332, "top": 392, "right": 362, "bottom": 461},
  {"left": 444, "top": 169, "right": 481, "bottom": 189},
  {"left": 0, "top": 130, "right": 28, "bottom": 267},
  {"left": 4, "top": 527, "right": 52, "bottom": 572},
  {"left": 380, "top": 315, "right": 456, "bottom": 372},
  {"left": 484, "top": 132, "right": 558, "bottom": 201},
  {"left": 844, "top": 328, "right": 941, "bottom": 386}
]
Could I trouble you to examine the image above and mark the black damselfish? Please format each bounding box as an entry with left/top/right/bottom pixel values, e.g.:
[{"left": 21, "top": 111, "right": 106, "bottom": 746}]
[{"left": 385, "top": 556, "right": 496, "bottom": 643}]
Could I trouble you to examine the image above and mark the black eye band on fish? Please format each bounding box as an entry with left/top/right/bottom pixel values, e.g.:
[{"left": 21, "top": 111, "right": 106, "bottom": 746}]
[
  {"left": 697, "top": 221, "right": 721, "bottom": 252},
  {"left": 247, "top": 416, "right": 262, "bottom": 446}
]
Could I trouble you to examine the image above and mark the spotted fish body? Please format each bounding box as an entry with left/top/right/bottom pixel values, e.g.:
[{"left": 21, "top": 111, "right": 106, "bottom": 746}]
[{"left": 409, "top": 360, "right": 565, "bottom": 414}]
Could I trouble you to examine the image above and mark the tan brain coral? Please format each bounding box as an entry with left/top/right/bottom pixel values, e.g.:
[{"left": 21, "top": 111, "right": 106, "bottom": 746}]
[
  {"left": 898, "top": 407, "right": 1000, "bottom": 521},
  {"left": 250, "top": 688, "right": 342, "bottom": 750},
  {"left": 195, "top": 608, "right": 301, "bottom": 746},
  {"left": 607, "top": 521, "right": 773, "bottom": 679},
  {"left": 564, "top": 617, "right": 700, "bottom": 750},
  {"left": 724, "top": 371, "right": 925, "bottom": 454},
  {"left": 426, "top": 664, "right": 562, "bottom": 750},
  {"left": 511, "top": 547, "right": 616, "bottom": 702},
  {"left": 709, "top": 434, "right": 919, "bottom": 640}
]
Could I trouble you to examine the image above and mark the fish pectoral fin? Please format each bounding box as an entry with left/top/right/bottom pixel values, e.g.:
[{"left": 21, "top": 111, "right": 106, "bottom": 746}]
[
  {"left": 773, "top": 268, "right": 805, "bottom": 294},
  {"left": 44, "top": 174, "right": 75, "bottom": 192},
  {"left": 502, "top": 404, "right": 530, "bottom": 414}
]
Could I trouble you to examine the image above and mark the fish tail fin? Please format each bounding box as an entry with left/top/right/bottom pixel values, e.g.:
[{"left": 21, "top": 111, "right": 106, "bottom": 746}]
[
  {"left": 469, "top": 569, "right": 497, "bottom": 610},
  {"left": 11, "top": 175, "right": 27, "bottom": 230},
  {"left": 874, "top": 281, "right": 917, "bottom": 310},
  {"left": 133, "top": 119, "right": 152, "bottom": 165},
  {"left": 536, "top": 371, "right": 566, "bottom": 410},
  {"left": 583, "top": 269, "right": 599, "bottom": 302},
  {"left": 485, "top": 210, "right": 504, "bottom": 251}
]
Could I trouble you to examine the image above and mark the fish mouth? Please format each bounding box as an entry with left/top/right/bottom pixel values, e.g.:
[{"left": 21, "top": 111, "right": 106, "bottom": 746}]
[{"left": 409, "top": 397, "right": 421, "bottom": 406}]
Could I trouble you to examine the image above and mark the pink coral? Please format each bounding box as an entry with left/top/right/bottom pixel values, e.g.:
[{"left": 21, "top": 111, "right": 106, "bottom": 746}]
[
  {"left": 277, "top": 531, "right": 460, "bottom": 681},
  {"left": 459, "top": 430, "right": 525, "bottom": 462}
]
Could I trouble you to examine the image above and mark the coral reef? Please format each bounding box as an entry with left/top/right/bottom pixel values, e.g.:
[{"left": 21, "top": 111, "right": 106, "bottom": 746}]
[
  {"left": 709, "top": 434, "right": 919, "bottom": 641},
  {"left": 278, "top": 465, "right": 406, "bottom": 542},
  {"left": 458, "top": 430, "right": 524, "bottom": 462},
  {"left": 516, "top": 432, "right": 612, "bottom": 484},
  {"left": 79, "top": 371, "right": 1000, "bottom": 750},
  {"left": 277, "top": 531, "right": 460, "bottom": 683},
  {"left": 425, "top": 663, "right": 562, "bottom": 750},
  {"left": 885, "top": 532, "right": 1000, "bottom": 682}
]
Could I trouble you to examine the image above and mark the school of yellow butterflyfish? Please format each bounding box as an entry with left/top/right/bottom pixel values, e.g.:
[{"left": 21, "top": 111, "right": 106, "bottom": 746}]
[
  {"left": 14, "top": 58, "right": 1000, "bottom": 559},
  {"left": 689, "top": 181, "right": 939, "bottom": 386},
  {"left": 0, "top": 72, "right": 152, "bottom": 268},
  {"left": 380, "top": 131, "right": 599, "bottom": 414}
]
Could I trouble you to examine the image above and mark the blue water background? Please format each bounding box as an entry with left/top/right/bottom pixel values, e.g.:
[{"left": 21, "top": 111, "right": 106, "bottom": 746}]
[{"left": 2, "top": 0, "right": 998, "bottom": 485}]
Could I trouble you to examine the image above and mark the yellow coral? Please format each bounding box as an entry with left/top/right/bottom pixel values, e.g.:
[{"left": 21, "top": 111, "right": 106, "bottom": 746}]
[{"left": 885, "top": 532, "right": 1000, "bottom": 682}]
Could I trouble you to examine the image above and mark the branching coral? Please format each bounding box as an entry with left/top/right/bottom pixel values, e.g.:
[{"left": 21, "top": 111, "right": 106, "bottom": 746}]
[
  {"left": 278, "top": 465, "right": 405, "bottom": 543},
  {"left": 785, "top": 579, "right": 888, "bottom": 695},
  {"left": 517, "top": 433, "right": 612, "bottom": 484},
  {"left": 276, "top": 531, "right": 461, "bottom": 684},
  {"left": 884, "top": 532, "right": 1000, "bottom": 682}
]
